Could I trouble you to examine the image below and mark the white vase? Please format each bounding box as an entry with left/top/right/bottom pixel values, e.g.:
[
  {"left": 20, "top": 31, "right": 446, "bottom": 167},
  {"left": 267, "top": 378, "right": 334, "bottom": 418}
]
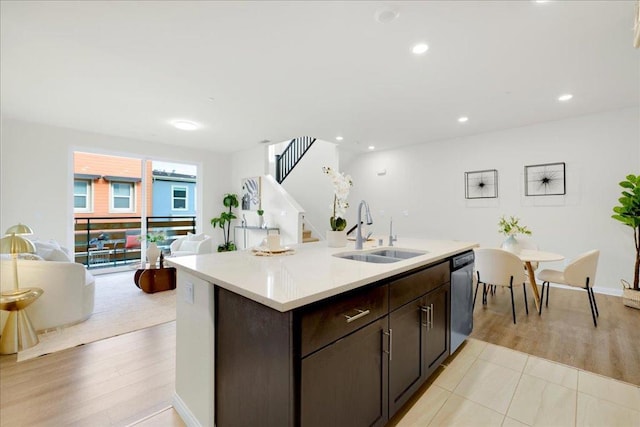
[
  {"left": 326, "top": 230, "right": 347, "bottom": 248},
  {"left": 147, "top": 242, "right": 160, "bottom": 267},
  {"left": 501, "top": 235, "right": 521, "bottom": 254}
]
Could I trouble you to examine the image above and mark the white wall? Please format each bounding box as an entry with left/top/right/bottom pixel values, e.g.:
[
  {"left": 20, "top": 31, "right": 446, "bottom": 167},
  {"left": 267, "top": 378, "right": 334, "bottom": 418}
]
[
  {"left": 343, "top": 108, "right": 639, "bottom": 293},
  {"left": 0, "top": 119, "right": 231, "bottom": 250}
]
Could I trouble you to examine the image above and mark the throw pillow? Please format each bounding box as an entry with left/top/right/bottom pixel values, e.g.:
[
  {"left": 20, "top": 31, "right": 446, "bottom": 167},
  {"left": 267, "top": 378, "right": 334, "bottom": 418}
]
[
  {"left": 180, "top": 240, "right": 201, "bottom": 253},
  {"left": 187, "top": 232, "right": 205, "bottom": 241},
  {"left": 46, "top": 248, "right": 73, "bottom": 262},
  {"left": 125, "top": 235, "right": 141, "bottom": 249}
]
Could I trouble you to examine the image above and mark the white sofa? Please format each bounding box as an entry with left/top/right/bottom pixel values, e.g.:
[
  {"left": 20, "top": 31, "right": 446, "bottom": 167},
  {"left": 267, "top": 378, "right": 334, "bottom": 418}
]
[
  {"left": 170, "top": 233, "right": 213, "bottom": 257},
  {"left": 0, "top": 245, "right": 95, "bottom": 332}
]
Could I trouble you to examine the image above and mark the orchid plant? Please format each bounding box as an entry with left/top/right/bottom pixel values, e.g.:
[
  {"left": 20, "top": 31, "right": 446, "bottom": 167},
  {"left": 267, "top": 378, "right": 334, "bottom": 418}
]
[{"left": 323, "top": 166, "right": 353, "bottom": 231}]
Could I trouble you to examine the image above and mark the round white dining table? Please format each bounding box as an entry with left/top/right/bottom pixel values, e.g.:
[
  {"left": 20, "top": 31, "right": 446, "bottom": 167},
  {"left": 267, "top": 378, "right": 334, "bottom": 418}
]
[{"left": 515, "top": 249, "right": 565, "bottom": 311}]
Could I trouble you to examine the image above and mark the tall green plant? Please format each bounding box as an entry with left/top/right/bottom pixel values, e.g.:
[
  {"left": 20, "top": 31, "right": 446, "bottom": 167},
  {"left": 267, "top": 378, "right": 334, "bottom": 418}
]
[
  {"left": 211, "top": 193, "right": 239, "bottom": 252},
  {"left": 612, "top": 174, "right": 640, "bottom": 290}
]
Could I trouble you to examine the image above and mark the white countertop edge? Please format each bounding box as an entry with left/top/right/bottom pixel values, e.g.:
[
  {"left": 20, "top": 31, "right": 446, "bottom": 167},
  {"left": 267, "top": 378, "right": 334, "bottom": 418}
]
[{"left": 167, "top": 240, "right": 478, "bottom": 312}]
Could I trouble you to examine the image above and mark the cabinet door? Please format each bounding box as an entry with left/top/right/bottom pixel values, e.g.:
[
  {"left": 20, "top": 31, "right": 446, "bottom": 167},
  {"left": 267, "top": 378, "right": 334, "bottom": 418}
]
[
  {"left": 388, "top": 298, "right": 425, "bottom": 416},
  {"left": 424, "top": 283, "right": 450, "bottom": 377},
  {"left": 301, "top": 318, "right": 388, "bottom": 427}
]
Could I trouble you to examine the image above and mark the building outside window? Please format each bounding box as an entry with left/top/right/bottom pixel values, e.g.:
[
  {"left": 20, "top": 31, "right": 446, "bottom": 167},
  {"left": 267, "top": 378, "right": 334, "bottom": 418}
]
[
  {"left": 172, "top": 185, "right": 188, "bottom": 210},
  {"left": 111, "top": 181, "right": 135, "bottom": 212},
  {"left": 73, "top": 179, "right": 92, "bottom": 212}
]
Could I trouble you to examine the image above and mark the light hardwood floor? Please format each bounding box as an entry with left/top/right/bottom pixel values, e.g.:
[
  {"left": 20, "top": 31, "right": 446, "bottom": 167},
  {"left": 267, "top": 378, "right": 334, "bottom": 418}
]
[{"left": 1, "top": 286, "right": 638, "bottom": 426}]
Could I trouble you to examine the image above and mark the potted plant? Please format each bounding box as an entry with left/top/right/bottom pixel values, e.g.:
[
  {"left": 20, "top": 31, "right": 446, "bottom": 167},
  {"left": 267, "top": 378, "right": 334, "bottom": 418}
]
[
  {"left": 498, "top": 215, "right": 532, "bottom": 254},
  {"left": 612, "top": 174, "right": 640, "bottom": 308},
  {"left": 139, "top": 231, "right": 166, "bottom": 266},
  {"left": 322, "top": 166, "right": 353, "bottom": 247},
  {"left": 211, "top": 193, "right": 239, "bottom": 252},
  {"left": 257, "top": 208, "right": 265, "bottom": 228}
]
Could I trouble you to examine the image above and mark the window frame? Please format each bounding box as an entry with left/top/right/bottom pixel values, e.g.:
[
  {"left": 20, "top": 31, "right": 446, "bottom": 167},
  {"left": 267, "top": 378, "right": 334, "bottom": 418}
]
[
  {"left": 73, "top": 179, "right": 93, "bottom": 213},
  {"left": 110, "top": 181, "right": 136, "bottom": 213},
  {"left": 171, "top": 185, "right": 188, "bottom": 211}
]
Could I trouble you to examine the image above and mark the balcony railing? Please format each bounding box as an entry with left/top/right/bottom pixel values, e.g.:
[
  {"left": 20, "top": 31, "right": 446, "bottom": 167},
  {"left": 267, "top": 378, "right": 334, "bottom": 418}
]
[{"left": 74, "top": 216, "right": 196, "bottom": 268}]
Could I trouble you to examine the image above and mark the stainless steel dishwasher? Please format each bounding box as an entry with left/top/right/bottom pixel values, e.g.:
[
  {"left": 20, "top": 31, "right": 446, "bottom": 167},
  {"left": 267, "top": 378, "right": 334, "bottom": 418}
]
[{"left": 450, "top": 251, "right": 475, "bottom": 353}]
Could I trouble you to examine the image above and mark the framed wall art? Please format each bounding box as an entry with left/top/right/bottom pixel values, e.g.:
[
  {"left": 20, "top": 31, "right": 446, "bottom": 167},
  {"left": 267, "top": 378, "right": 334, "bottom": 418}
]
[
  {"left": 465, "top": 169, "right": 498, "bottom": 199},
  {"left": 524, "top": 162, "right": 566, "bottom": 196},
  {"left": 241, "top": 176, "right": 261, "bottom": 210}
]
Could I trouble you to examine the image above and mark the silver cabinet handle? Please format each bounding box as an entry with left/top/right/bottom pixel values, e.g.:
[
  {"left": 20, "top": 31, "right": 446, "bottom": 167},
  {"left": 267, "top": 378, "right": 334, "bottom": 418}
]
[
  {"left": 420, "top": 305, "right": 429, "bottom": 327},
  {"left": 344, "top": 309, "right": 370, "bottom": 323},
  {"left": 383, "top": 329, "right": 393, "bottom": 361},
  {"left": 429, "top": 303, "right": 434, "bottom": 329}
]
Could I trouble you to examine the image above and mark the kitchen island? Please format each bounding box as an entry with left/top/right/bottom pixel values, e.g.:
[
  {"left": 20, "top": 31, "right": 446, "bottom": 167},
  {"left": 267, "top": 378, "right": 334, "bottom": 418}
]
[{"left": 167, "top": 238, "right": 477, "bottom": 427}]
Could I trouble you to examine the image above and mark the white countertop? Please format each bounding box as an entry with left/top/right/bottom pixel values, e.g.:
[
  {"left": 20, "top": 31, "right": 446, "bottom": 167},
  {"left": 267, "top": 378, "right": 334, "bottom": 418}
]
[{"left": 166, "top": 238, "right": 478, "bottom": 312}]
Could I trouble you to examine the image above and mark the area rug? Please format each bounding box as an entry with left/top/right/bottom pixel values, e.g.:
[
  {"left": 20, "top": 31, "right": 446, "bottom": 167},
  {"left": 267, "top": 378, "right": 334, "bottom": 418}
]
[{"left": 17, "top": 270, "right": 176, "bottom": 362}]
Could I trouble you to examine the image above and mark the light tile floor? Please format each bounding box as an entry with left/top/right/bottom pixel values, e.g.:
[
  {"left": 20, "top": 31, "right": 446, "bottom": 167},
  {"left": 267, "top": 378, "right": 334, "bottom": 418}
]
[{"left": 133, "top": 339, "right": 640, "bottom": 427}]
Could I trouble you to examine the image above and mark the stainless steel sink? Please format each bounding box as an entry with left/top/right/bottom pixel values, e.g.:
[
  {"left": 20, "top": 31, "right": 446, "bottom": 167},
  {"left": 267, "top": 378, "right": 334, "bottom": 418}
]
[
  {"left": 368, "top": 249, "right": 428, "bottom": 259},
  {"left": 334, "top": 248, "right": 428, "bottom": 264},
  {"left": 336, "top": 253, "right": 400, "bottom": 263}
]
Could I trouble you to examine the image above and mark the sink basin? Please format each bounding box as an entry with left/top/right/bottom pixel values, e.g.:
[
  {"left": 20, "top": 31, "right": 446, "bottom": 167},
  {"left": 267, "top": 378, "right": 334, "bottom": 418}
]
[
  {"left": 336, "top": 254, "right": 400, "bottom": 264},
  {"left": 369, "top": 249, "right": 428, "bottom": 259},
  {"left": 334, "top": 248, "right": 428, "bottom": 264}
]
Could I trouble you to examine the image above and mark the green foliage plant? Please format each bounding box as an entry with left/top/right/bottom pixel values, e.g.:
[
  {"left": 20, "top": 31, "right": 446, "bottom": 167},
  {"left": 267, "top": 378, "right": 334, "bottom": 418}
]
[
  {"left": 612, "top": 174, "right": 640, "bottom": 290},
  {"left": 211, "top": 193, "right": 239, "bottom": 252},
  {"left": 498, "top": 215, "right": 532, "bottom": 237}
]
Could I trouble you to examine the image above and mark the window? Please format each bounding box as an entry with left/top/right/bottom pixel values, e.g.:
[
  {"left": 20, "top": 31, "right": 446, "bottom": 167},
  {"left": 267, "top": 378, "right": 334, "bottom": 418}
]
[
  {"left": 110, "top": 182, "right": 135, "bottom": 212},
  {"left": 74, "top": 179, "right": 92, "bottom": 212},
  {"left": 172, "top": 186, "right": 188, "bottom": 210}
]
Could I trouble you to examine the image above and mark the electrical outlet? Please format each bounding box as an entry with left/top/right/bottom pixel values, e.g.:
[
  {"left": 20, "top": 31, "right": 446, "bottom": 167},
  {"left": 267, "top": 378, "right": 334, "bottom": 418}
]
[{"left": 184, "top": 282, "right": 194, "bottom": 304}]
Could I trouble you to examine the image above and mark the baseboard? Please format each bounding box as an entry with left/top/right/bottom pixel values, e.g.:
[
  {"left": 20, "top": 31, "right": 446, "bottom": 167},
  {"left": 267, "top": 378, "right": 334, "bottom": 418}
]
[{"left": 172, "top": 392, "right": 202, "bottom": 427}]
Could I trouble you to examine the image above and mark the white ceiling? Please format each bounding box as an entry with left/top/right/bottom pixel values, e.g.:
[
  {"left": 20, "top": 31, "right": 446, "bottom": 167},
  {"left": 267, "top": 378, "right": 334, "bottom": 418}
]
[{"left": 1, "top": 1, "right": 638, "bottom": 154}]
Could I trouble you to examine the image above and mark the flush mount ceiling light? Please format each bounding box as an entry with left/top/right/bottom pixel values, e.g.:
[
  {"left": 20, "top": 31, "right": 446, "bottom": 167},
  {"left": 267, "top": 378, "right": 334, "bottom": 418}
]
[
  {"left": 368, "top": 145, "right": 376, "bottom": 150},
  {"left": 171, "top": 120, "right": 199, "bottom": 131},
  {"left": 336, "top": 136, "right": 344, "bottom": 141},
  {"left": 458, "top": 116, "right": 469, "bottom": 123},
  {"left": 375, "top": 8, "right": 399, "bottom": 24},
  {"left": 557, "top": 94, "right": 573, "bottom": 102},
  {"left": 412, "top": 43, "right": 429, "bottom": 55}
]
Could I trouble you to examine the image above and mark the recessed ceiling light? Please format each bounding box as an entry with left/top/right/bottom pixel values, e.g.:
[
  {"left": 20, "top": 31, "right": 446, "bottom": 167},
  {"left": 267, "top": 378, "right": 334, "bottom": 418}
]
[
  {"left": 368, "top": 145, "right": 375, "bottom": 150},
  {"left": 458, "top": 116, "right": 469, "bottom": 123},
  {"left": 171, "top": 120, "right": 199, "bottom": 131},
  {"left": 336, "top": 136, "right": 344, "bottom": 141},
  {"left": 557, "top": 94, "right": 573, "bottom": 102},
  {"left": 412, "top": 43, "right": 429, "bottom": 55}
]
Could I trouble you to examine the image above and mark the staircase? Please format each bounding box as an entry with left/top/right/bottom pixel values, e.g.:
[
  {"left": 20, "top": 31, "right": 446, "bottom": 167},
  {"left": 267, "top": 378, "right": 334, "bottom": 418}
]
[
  {"left": 275, "top": 136, "right": 316, "bottom": 183},
  {"left": 302, "top": 226, "right": 319, "bottom": 243}
]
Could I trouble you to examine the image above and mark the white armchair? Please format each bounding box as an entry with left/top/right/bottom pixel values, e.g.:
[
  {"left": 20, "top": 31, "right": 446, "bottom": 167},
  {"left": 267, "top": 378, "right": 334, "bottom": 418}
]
[{"left": 170, "top": 234, "right": 213, "bottom": 257}]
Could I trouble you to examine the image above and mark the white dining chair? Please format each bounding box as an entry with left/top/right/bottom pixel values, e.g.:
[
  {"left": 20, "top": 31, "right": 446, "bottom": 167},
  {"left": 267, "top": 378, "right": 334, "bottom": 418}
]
[
  {"left": 537, "top": 250, "right": 600, "bottom": 326},
  {"left": 473, "top": 248, "right": 528, "bottom": 324}
]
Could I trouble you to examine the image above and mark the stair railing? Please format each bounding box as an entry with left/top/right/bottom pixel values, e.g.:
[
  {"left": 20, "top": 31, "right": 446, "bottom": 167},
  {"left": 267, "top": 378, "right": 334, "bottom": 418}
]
[{"left": 275, "top": 136, "right": 316, "bottom": 183}]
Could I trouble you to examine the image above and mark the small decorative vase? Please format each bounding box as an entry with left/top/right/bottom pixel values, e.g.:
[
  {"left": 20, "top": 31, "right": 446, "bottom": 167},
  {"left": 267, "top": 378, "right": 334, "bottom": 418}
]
[
  {"left": 258, "top": 216, "right": 264, "bottom": 228},
  {"left": 501, "top": 234, "right": 521, "bottom": 254},
  {"left": 147, "top": 242, "right": 160, "bottom": 267},
  {"left": 326, "top": 230, "right": 347, "bottom": 248}
]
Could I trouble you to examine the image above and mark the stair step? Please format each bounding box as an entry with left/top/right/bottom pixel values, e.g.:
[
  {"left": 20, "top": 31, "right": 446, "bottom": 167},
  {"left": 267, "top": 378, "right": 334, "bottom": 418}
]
[
  {"left": 303, "top": 237, "right": 320, "bottom": 243},
  {"left": 302, "top": 230, "right": 312, "bottom": 238}
]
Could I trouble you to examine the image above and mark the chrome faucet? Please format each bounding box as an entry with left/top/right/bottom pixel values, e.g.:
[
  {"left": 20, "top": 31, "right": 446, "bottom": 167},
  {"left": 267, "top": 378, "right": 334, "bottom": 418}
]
[
  {"left": 389, "top": 217, "right": 397, "bottom": 246},
  {"left": 355, "top": 200, "right": 373, "bottom": 250}
]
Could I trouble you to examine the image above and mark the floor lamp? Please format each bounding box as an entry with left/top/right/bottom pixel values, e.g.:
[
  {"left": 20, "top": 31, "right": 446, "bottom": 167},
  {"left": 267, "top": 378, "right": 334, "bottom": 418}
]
[{"left": 0, "top": 223, "right": 44, "bottom": 354}]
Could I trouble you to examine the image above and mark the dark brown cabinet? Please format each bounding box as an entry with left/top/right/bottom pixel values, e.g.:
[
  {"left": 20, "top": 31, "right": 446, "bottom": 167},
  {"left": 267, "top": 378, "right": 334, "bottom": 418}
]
[
  {"left": 301, "top": 317, "right": 389, "bottom": 427},
  {"left": 215, "top": 259, "right": 453, "bottom": 427},
  {"left": 388, "top": 261, "right": 450, "bottom": 416},
  {"left": 423, "top": 282, "right": 450, "bottom": 377}
]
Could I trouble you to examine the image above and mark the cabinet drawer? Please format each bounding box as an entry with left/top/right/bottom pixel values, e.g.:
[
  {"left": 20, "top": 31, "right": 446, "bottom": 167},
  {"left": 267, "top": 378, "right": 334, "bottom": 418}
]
[
  {"left": 389, "top": 261, "right": 450, "bottom": 311},
  {"left": 300, "top": 284, "right": 388, "bottom": 357}
]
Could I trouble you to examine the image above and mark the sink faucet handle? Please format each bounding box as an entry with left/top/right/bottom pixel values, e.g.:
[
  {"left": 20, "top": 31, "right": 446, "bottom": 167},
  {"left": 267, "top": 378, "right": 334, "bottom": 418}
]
[{"left": 389, "top": 218, "right": 397, "bottom": 246}]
